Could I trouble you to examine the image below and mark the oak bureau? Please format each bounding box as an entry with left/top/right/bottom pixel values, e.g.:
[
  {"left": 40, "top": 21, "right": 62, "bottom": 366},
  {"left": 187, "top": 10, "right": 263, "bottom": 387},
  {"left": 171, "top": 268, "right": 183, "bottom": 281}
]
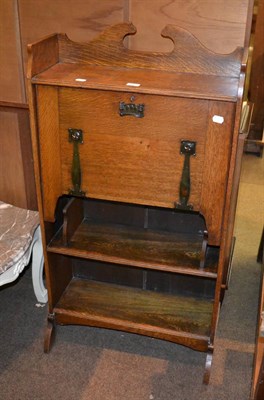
[{"left": 27, "top": 23, "right": 247, "bottom": 383}]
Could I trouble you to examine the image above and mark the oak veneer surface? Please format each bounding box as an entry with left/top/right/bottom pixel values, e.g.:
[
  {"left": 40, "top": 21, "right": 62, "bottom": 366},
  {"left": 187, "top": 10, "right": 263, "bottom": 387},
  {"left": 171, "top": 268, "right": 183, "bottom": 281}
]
[
  {"left": 48, "top": 221, "right": 218, "bottom": 278},
  {"left": 36, "top": 85, "right": 61, "bottom": 219},
  {"left": 46, "top": 252, "right": 73, "bottom": 309},
  {"left": 127, "top": 0, "right": 253, "bottom": 53},
  {"left": 27, "top": 21, "right": 248, "bottom": 381},
  {"left": 35, "top": 84, "right": 206, "bottom": 219},
  {"left": 55, "top": 278, "right": 213, "bottom": 346},
  {"left": 0, "top": 0, "right": 25, "bottom": 103},
  {"left": 35, "top": 83, "right": 235, "bottom": 245},
  {"left": 28, "top": 22, "right": 245, "bottom": 251},
  {"left": 59, "top": 88, "right": 205, "bottom": 209},
  {"left": 30, "top": 26, "right": 242, "bottom": 246},
  {"left": 32, "top": 63, "right": 240, "bottom": 102},
  {"left": 199, "top": 101, "right": 235, "bottom": 244}
]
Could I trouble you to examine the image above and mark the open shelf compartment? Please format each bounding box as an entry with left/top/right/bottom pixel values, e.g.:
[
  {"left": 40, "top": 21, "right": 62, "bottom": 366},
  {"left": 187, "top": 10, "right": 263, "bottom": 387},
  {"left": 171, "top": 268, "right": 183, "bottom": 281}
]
[
  {"left": 54, "top": 277, "right": 213, "bottom": 351},
  {"left": 47, "top": 197, "right": 219, "bottom": 278}
]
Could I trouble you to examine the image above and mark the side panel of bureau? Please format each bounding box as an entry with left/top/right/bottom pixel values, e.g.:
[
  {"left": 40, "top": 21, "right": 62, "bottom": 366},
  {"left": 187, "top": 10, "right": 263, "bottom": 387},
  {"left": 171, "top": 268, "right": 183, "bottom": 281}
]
[
  {"left": 36, "top": 86, "right": 62, "bottom": 220},
  {"left": 200, "top": 101, "right": 236, "bottom": 245}
]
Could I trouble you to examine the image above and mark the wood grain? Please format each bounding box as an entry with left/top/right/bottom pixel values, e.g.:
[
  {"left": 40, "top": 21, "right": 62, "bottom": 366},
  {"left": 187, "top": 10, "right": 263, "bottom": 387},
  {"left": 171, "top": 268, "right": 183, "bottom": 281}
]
[
  {"left": 59, "top": 88, "right": 206, "bottom": 210},
  {"left": 62, "top": 197, "right": 84, "bottom": 246},
  {"left": 17, "top": 107, "right": 37, "bottom": 210},
  {"left": 47, "top": 253, "right": 73, "bottom": 308},
  {"left": 36, "top": 85, "right": 62, "bottom": 221},
  {"left": 57, "top": 24, "right": 243, "bottom": 77},
  {"left": 32, "top": 62, "right": 240, "bottom": 102},
  {"left": 126, "top": 0, "right": 252, "bottom": 54},
  {"left": 208, "top": 58, "right": 246, "bottom": 344},
  {"left": 0, "top": 104, "right": 37, "bottom": 209},
  {"left": 200, "top": 101, "right": 235, "bottom": 245},
  {"left": 26, "top": 18, "right": 248, "bottom": 377},
  {"left": 54, "top": 278, "right": 213, "bottom": 351},
  {"left": 0, "top": 0, "right": 25, "bottom": 103},
  {"left": 19, "top": 0, "right": 125, "bottom": 96},
  {"left": 27, "top": 34, "right": 59, "bottom": 79},
  {"left": 48, "top": 219, "right": 218, "bottom": 278},
  {"left": 18, "top": 0, "right": 252, "bottom": 107},
  {"left": 221, "top": 133, "right": 246, "bottom": 287}
]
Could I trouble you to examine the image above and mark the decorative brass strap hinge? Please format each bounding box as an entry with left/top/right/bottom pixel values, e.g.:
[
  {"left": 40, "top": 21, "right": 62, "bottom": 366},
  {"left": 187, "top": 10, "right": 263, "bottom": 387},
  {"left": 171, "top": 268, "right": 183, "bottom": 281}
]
[
  {"left": 68, "top": 128, "right": 85, "bottom": 196},
  {"left": 176, "top": 140, "right": 196, "bottom": 210}
]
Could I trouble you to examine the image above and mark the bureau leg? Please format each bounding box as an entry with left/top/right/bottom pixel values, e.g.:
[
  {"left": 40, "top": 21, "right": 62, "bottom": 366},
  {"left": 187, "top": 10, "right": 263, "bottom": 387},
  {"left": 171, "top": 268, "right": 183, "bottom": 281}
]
[
  {"left": 44, "top": 313, "right": 56, "bottom": 353},
  {"left": 203, "top": 345, "right": 214, "bottom": 384}
]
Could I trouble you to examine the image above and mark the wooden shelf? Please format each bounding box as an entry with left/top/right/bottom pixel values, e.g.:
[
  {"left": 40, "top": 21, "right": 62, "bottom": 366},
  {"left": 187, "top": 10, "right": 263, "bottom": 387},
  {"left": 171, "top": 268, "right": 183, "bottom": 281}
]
[
  {"left": 48, "top": 220, "right": 218, "bottom": 278},
  {"left": 54, "top": 278, "right": 213, "bottom": 351},
  {"left": 32, "top": 63, "right": 240, "bottom": 102}
]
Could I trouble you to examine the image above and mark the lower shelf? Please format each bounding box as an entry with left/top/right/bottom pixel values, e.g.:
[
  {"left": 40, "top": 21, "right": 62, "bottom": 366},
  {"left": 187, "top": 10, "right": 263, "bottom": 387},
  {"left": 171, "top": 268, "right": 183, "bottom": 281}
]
[{"left": 54, "top": 277, "right": 213, "bottom": 351}]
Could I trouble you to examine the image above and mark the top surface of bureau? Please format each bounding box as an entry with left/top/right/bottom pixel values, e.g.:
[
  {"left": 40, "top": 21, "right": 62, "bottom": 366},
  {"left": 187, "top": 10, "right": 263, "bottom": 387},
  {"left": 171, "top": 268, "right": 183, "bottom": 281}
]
[
  {"left": 32, "top": 62, "right": 240, "bottom": 102},
  {"left": 28, "top": 22, "right": 244, "bottom": 103}
]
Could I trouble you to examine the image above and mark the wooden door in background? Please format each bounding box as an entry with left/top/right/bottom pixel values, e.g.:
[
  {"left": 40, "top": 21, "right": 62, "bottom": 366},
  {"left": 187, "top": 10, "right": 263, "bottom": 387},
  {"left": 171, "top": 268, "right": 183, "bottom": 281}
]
[
  {"left": 0, "top": 0, "right": 25, "bottom": 103},
  {"left": 126, "top": 0, "right": 254, "bottom": 53}
]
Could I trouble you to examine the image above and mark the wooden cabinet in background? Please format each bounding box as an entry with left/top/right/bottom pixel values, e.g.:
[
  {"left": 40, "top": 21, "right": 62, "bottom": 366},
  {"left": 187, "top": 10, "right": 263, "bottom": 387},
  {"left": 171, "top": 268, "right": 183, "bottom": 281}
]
[
  {"left": 28, "top": 22, "right": 247, "bottom": 383},
  {"left": 246, "top": 0, "right": 264, "bottom": 154},
  {"left": 0, "top": 102, "right": 37, "bottom": 210}
]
